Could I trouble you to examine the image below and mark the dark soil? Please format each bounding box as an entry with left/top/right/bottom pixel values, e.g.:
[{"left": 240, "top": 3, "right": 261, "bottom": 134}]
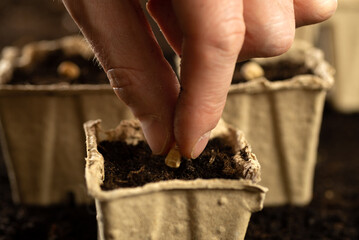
[
  {"left": 0, "top": 202, "right": 97, "bottom": 240},
  {"left": 0, "top": 153, "right": 97, "bottom": 240},
  {"left": 9, "top": 49, "right": 108, "bottom": 85},
  {"left": 261, "top": 61, "right": 313, "bottom": 81},
  {"left": 98, "top": 137, "right": 249, "bottom": 190},
  {"left": 232, "top": 61, "right": 313, "bottom": 84}
]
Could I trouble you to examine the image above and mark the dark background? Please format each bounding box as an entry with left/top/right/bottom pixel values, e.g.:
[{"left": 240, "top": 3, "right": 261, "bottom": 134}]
[
  {"left": 0, "top": 1, "right": 358, "bottom": 239},
  {"left": 0, "top": 0, "right": 78, "bottom": 50}
]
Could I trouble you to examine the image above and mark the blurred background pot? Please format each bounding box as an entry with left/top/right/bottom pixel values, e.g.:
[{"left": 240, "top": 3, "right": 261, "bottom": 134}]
[
  {"left": 295, "top": 0, "right": 359, "bottom": 113},
  {"left": 223, "top": 41, "right": 334, "bottom": 206},
  {"left": 84, "top": 119, "right": 267, "bottom": 240},
  {"left": 319, "top": 0, "right": 359, "bottom": 113},
  {"left": 0, "top": 36, "right": 133, "bottom": 205}
]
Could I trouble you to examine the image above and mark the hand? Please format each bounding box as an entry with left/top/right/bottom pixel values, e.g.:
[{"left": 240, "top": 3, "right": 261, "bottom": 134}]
[{"left": 62, "top": 0, "right": 337, "bottom": 159}]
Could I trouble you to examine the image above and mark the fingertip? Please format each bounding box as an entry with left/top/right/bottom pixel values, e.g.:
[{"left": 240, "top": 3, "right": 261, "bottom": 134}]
[
  {"left": 174, "top": 95, "right": 222, "bottom": 159},
  {"left": 107, "top": 67, "right": 178, "bottom": 156},
  {"left": 190, "top": 131, "right": 211, "bottom": 159},
  {"left": 319, "top": 0, "right": 338, "bottom": 19},
  {"left": 295, "top": 0, "right": 338, "bottom": 27},
  {"left": 140, "top": 115, "right": 173, "bottom": 155}
]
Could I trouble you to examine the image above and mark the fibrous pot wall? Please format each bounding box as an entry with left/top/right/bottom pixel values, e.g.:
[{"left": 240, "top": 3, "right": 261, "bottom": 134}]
[
  {"left": 0, "top": 36, "right": 133, "bottom": 205},
  {"left": 84, "top": 119, "right": 267, "bottom": 240},
  {"left": 223, "top": 41, "right": 334, "bottom": 205}
]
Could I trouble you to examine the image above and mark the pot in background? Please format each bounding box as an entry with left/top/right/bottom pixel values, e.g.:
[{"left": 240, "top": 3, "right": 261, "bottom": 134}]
[
  {"left": 223, "top": 40, "right": 334, "bottom": 206},
  {"left": 0, "top": 36, "right": 133, "bottom": 205}
]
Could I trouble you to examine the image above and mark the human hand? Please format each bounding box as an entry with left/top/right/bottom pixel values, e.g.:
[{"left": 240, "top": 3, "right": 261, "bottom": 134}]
[{"left": 62, "top": 0, "right": 337, "bottom": 159}]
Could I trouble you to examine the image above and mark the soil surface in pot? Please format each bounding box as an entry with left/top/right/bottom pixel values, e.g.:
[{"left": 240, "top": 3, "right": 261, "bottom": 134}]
[
  {"left": 232, "top": 61, "right": 313, "bottom": 84},
  {"left": 9, "top": 49, "right": 108, "bottom": 85},
  {"left": 98, "top": 137, "right": 251, "bottom": 190}
]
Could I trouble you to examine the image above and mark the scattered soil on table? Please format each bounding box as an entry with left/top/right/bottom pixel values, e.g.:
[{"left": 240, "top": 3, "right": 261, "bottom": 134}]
[
  {"left": 9, "top": 49, "right": 108, "bottom": 85},
  {"left": 0, "top": 202, "right": 97, "bottom": 240},
  {"left": 98, "top": 137, "right": 249, "bottom": 190},
  {"left": 231, "top": 61, "right": 313, "bottom": 84}
]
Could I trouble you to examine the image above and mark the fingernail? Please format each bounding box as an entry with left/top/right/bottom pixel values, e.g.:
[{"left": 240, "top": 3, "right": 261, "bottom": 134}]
[
  {"left": 141, "top": 117, "right": 169, "bottom": 155},
  {"left": 191, "top": 131, "right": 211, "bottom": 159}
]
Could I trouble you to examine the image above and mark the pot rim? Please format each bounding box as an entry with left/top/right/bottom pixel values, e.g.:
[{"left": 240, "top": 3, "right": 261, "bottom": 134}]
[
  {"left": 84, "top": 119, "right": 267, "bottom": 202},
  {"left": 0, "top": 35, "right": 107, "bottom": 88},
  {"left": 0, "top": 84, "right": 113, "bottom": 96},
  {"left": 91, "top": 177, "right": 267, "bottom": 202}
]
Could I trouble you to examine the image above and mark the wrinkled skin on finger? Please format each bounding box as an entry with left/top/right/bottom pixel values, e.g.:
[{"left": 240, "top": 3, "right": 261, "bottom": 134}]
[
  {"left": 63, "top": 0, "right": 180, "bottom": 155},
  {"left": 63, "top": 0, "right": 337, "bottom": 158}
]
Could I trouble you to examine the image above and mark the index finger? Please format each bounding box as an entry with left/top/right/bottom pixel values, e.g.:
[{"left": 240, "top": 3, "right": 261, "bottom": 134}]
[
  {"left": 172, "top": 0, "right": 245, "bottom": 158},
  {"left": 63, "top": 0, "right": 180, "bottom": 155}
]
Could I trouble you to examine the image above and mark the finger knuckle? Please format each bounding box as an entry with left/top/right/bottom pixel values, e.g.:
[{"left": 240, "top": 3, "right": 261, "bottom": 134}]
[
  {"left": 179, "top": 89, "right": 225, "bottom": 129},
  {"left": 197, "top": 97, "right": 226, "bottom": 125},
  {"left": 265, "top": 34, "right": 294, "bottom": 57},
  {"left": 107, "top": 67, "right": 140, "bottom": 108},
  {"left": 260, "top": 27, "right": 295, "bottom": 57},
  {"left": 206, "top": 18, "right": 245, "bottom": 56}
]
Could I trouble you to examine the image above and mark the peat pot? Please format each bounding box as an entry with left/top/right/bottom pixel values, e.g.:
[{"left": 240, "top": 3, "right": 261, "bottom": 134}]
[
  {"left": 223, "top": 40, "right": 334, "bottom": 206},
  {"left": 294, "top": 0, "right": 359, "bottom": 113},
  {"left": 84, "top": 119, "right": 267, "bottom": 240},
  {"left": 319, "top": 0, "right": 359, "bottom": 112},
  {"left": 0, "top": 36, "right": 133, "bottom": 205}
]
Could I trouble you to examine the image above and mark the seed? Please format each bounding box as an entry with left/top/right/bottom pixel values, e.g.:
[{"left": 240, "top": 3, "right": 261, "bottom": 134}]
[
  {"left": 240, "top": 61, "right": 264, "bottom": 81},
  {"left": 57, "top": 61, "right": 80, "bottom": 80},
  {"left": 165, "top": 145, "right": 181, "bottom": 168},
  {"left": 324, "top": 190, "right": 334, "bottom": 200}
]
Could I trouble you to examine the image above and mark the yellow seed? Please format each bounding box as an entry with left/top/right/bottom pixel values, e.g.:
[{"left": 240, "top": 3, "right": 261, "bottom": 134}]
[
  {"left": 240, "top": 62, "right": 264, "bottom": 81},
  {"left": 324, "top": 190, "right": 334, "bottom": 200},
  {"left": 165, "top": 146, "right": 181, "bottom": 168},
  {"left": 57, "top": 61, "right": 80, "bottom": 80}
]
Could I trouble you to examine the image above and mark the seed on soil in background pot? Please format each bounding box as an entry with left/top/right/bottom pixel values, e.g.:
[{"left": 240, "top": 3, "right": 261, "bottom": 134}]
[
  {"left": 57, "top": 61, "right": 80, "bottom": 80},
  {"left": 240, "top": 61, "right": 264, "bottom": 81}
]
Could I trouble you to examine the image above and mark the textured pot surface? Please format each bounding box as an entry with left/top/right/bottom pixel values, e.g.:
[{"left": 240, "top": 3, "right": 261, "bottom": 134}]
[
  {"left": 84, "top": 119, "right": 267, "bottom": 240},
  {"left": 293, "top": 0, "right": 359, "bottom": 113},
  {"left": 321, "top": 0, "right": 359, "bottom": 112},
  {"left": 0, "top": 36, "right": 133, "bottom": 205},
  {"left": 223, "top": 41, "right": 334, "bottom": 206}
]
